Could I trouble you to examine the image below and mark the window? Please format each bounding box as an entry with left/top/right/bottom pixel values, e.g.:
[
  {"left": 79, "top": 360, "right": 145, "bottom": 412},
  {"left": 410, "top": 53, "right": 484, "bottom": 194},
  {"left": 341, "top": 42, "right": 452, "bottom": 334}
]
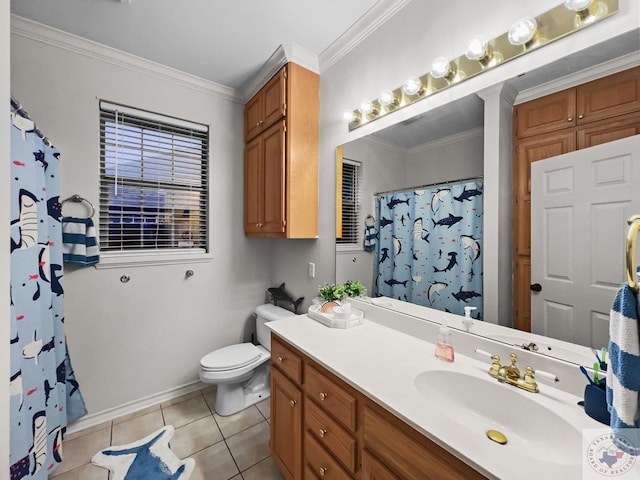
[
  {"left": 99, "top": 101, "right": 209, "bottom": 256},
  {"left": 337, "top": 159, "right": 362, "bottom": 247}
]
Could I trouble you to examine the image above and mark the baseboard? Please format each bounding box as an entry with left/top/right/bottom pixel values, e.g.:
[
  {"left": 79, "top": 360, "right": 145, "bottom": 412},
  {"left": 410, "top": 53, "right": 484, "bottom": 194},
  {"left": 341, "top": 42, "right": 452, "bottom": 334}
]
[{"left": 65, "top": 381, "right": 206, "bottom": 435}]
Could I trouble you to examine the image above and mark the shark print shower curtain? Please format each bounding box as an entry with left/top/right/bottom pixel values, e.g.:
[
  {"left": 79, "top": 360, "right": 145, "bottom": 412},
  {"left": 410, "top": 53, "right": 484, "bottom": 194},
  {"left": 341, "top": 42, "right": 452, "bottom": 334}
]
[
  {"left": 373, "top": 180, "right": 483, "bottom": 320},
  {"left": 9, "top": 110, "right": 87, "bottom": 479}
]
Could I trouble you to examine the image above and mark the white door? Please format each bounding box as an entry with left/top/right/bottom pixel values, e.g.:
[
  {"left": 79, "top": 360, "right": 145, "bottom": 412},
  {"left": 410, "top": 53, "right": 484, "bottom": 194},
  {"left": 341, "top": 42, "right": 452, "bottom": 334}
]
[{"left": 531, "top": 135, "right": 640, "bottom": 348}]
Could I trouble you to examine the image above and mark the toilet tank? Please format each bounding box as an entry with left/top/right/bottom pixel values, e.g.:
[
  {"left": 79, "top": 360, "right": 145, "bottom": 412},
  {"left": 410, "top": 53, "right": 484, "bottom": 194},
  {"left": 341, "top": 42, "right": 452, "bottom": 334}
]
[{"left": 255, "top": 304, "right": 296, "bottom": 351}]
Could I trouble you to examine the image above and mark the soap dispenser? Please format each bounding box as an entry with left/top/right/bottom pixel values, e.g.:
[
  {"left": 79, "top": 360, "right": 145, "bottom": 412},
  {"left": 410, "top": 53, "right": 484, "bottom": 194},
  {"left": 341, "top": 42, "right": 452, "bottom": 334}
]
[
  {"left": 435, "top": 318, "right": 455, "bottom": 362},
  {"left": 462, "top": 306, "right": 477, "bottom": 332}
]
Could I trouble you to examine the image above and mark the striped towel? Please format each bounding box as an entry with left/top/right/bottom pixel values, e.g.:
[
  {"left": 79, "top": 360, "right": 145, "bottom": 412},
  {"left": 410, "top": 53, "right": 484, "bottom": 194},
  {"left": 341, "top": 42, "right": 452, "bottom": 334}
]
[
  {"left": 606, "top": 283, "right": 640, "bottom": 455},
  {"left": 363, "top": 215, "right": 377, "bottom": 252},
  {"left": 62, "top": 217, "right": 100, "bottom": 266}
]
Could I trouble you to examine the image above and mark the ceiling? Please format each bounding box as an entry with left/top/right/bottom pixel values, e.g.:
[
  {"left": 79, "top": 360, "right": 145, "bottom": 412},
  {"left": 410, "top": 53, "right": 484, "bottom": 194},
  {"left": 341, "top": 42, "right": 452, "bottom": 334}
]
[{"left": 10, "top": 0, "right": 381, "bottom": 91}]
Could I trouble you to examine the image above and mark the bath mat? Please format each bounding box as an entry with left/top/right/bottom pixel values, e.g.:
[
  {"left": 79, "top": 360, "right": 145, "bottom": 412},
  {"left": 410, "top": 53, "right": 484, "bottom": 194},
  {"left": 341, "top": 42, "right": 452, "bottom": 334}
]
[{"left": 91, "top": 425, "right": 195, "bottom": 480}]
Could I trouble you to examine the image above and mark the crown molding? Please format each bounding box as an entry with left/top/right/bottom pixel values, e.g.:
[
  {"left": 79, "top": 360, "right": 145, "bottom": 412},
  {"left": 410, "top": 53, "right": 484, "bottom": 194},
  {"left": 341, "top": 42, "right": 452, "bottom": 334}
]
[
  {"left": 240, "top": 43, "right": 320, "bottom": 101},
  {"left": 515, "top": 50, "right": 640, "bottom": 105},
  {"left": 319, "top": 0, "right": 412, "bottom": 73},
  {"left": 361, "top": 132, "right": 409, "bottom": 152},
  {"left": 10, "top": 15, "right": 243, "bottom": 103}
]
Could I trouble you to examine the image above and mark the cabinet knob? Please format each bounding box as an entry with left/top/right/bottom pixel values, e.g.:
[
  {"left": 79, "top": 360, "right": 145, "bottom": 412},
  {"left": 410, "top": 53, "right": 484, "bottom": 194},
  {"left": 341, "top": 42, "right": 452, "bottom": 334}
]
[
  {"left": 277, "top": 356, "right": 284, "bottom": 362},
  {"left": 578, "top": 114, "right": 584, "bottom": 119},
  {"left": 567, "top": 117, "right": 573, "bottom": 122},
  {"left": 289, "top": 399, "right": 297, "bottom": 407},
  {"left": 255, "top": 122, "right": 260, "bottom": 127},
  {"left": 319, "top": 428, "right": 327, "bottom": 438},
  {"left": 319, "top": 392, "right": 328, "bottom": 401},
  {"left": 319, "top": 467, "right": 327, "bottom": 477}
]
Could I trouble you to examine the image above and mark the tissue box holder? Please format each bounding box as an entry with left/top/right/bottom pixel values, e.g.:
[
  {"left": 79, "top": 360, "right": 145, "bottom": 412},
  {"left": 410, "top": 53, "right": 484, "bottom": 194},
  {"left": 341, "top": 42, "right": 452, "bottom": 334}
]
[{"left": 308, "top": 304, "right": 364, "bottom": 329}]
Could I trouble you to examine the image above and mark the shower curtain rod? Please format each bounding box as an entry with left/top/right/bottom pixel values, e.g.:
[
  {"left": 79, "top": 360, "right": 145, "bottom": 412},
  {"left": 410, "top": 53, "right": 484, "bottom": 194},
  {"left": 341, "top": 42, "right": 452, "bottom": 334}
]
[
  {"left": 374, "top": 175, "right": 483, "bottom": 197},
  {"left": 10, "top": 96, "right": 54, "bottom": 148}
]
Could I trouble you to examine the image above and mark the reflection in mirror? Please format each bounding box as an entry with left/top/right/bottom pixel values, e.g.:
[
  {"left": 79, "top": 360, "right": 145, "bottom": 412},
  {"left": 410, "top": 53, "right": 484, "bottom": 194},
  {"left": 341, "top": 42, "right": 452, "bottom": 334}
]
[{"left": 335, "top": 30, "right": 640, "bottom": 365}]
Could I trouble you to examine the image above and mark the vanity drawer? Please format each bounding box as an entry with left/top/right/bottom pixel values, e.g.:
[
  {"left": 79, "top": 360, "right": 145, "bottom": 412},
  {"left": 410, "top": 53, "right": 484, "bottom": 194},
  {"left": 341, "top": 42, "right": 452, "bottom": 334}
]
[
  {"left": 271, "top": 334, "right": 302, "bottom": 384},
  {"left": 363, "top": 404, "right": 487, "bottom": 480},
  {"left": 305, "top": 432, "right": 352, "bottom": 480},
  {"left": 305, "top": 364, "right": 357, "bottom": 431},
  {"left": 305, "top": 400, "right": 357, "bottom": 473}
]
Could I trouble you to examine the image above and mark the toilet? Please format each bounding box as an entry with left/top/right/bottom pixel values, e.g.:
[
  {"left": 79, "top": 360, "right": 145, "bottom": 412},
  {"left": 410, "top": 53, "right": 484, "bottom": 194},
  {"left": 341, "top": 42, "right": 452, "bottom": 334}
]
[{"left": 199, "top": 304, "right": 295, "bottom": 416}]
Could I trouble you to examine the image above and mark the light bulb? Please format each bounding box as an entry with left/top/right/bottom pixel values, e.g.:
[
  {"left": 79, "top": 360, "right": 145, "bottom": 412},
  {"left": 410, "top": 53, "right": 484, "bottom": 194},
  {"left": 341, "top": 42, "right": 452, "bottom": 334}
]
[
  {"left": 431, "top": 57, "right": 453, "bottom": 79},
  {"left": 360, "top": 100, "right": 373, "bottom": 114},
  {"left": 563, "top": 0, "right": 593, "bottom": 11},
  {"left": 402, "top": 76, "right": 422, "bottom": 96},
  {"left": 379, "top": 89, "right": 396, "bottom": 107},
  {"left": 465, "top": 35, "right": 489, "bottom": 61},
  {"left": 508, "top": 17, "right": 538, "bottom": 46},
  {"left": 343, "top": 110, "right": 357, "bottom": 122}
]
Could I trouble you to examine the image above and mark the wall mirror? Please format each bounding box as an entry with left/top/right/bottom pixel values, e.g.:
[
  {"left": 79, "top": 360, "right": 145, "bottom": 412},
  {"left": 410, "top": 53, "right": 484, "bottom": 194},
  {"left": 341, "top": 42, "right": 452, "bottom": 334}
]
[{"left": 335, "top": 29, "right": 640, "bottom": 365}]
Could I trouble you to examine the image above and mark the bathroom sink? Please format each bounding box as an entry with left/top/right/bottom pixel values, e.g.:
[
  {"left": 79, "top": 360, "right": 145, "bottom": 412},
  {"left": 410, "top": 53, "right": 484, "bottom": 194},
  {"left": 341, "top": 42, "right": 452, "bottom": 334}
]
[
  {"left": 488, "top": 334, "right": 594, "bottom": 366},
  {"left": 414, "top": 370, "right": 581, "bottom": 467}
]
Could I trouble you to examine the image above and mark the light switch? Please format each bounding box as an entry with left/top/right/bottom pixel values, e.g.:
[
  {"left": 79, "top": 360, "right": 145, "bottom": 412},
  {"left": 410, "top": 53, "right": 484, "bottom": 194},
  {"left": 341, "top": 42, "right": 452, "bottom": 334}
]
[{"left": 308, "top": 262, "right": 316, "bottom": 278}]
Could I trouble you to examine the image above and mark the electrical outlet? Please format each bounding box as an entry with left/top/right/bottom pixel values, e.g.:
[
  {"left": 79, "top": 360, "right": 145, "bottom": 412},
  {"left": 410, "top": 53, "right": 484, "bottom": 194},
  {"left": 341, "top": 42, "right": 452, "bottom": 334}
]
[{"left": 308, "top": 262, "right": 316, "bottom": 278}]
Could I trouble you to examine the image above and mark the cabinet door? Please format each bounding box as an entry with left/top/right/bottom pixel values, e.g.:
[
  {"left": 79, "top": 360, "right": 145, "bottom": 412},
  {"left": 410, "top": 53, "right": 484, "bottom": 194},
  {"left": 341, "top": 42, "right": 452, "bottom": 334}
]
[
  {"left": 262, "top": 121, "right": 287, "bottom": 234},
  {"left": 513, "top": 131, "right": 576, "bottom": 256},
  {"left": 362, "top": 450, "right": 399, "bottom": 480},
  {"left": 244, "top": 136, "right": 263, "bottom": 235},
  {"left": 263, "top": 66, "right": 287, "bottom": 130},
  {"left": 577, "top": 112, "right": 640, "bottom": 149},
  {"left": 245, "top": 93, "right": 263, "bottom": 141},
  {"left": 577, "top": 66, "right": 640, "bottom": 124},
  {"left": 271, "top": 368, "right": 302, "bottom": 480},
  {"left": 515, "top": 89, "right": 576, "bottom": 138}
]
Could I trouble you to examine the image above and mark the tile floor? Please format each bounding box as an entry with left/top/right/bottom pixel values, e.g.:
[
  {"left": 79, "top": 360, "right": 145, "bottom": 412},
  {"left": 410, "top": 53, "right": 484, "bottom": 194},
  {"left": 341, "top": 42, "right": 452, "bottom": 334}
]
[{"left": 51, "top": 386, "right": 284, "bottom": 480}]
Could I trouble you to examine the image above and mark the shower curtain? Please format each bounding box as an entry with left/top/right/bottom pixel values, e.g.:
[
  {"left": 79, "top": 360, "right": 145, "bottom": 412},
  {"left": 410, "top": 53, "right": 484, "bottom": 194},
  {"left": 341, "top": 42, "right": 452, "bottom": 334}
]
[
  {"left": 9, "top": 108, "right": 86, "bottom": 479},
  {"left": 373, "top": 179, "right": 484, "bottom": 319}
]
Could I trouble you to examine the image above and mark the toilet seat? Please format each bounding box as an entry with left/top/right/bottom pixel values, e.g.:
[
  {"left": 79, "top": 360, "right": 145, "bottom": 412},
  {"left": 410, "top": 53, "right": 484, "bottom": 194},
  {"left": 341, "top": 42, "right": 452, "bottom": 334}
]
[{"left": 200, "top": 343, "right": 262, "bottom": 372}]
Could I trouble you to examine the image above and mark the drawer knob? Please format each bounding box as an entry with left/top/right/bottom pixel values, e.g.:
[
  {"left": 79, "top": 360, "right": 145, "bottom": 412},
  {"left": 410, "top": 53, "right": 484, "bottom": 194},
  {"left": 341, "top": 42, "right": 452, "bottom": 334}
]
[
  {"left": 277, "top": 356, "right": 284, "bottom": 362},
  {"left": 319, "top": 392, "right": 328, "bottom": 401},
  {"left": 319, "top": 467, "right": 327, "bottom": 477},
  {"left": 578, "top": 114, "right": 584, "bottom": 119},
  {"left": 319, "top": 428, "right": 327, "bottom": 438},
  {"left": 289, "top": 399, "right": 297, "bottom": 407}
]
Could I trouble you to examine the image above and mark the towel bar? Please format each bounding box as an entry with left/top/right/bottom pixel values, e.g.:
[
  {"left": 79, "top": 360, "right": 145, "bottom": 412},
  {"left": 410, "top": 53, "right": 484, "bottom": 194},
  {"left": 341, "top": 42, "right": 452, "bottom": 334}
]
[
  {"left": 62, "top": 194, "right": 95, "bottom": 218},
  {"left": 625, "top": 215, "right": 640, "bottom": 291}
]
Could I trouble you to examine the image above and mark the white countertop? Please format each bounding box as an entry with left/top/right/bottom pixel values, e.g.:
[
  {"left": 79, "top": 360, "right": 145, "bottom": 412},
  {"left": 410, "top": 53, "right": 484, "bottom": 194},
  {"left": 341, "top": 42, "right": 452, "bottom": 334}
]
[{"left": 267, "top": 313, "right": 603, "bottom": 480}]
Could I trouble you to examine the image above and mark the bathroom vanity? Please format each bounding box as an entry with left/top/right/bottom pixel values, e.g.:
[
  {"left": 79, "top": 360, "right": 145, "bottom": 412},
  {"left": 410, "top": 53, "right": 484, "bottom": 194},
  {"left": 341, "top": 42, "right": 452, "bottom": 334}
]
[{"left": 268, "top": 304, "right": 605, "bottom": 480}]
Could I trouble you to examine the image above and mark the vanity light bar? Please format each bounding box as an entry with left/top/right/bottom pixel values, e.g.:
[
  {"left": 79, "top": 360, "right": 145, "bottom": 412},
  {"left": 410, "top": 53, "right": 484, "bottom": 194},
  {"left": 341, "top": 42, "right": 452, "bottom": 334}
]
[{"left": 346, "top": 0, "right": 619, "bottom": 132}]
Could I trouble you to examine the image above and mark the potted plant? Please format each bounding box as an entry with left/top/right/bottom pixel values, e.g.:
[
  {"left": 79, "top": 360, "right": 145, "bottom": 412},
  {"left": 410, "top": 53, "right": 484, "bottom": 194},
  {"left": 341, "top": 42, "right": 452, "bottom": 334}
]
[
  {"left": 343, "top": 280, "right": 366, "bottom": 299},
  {"left": 318, "top": 283, "right": 347, "bottom": 303}
]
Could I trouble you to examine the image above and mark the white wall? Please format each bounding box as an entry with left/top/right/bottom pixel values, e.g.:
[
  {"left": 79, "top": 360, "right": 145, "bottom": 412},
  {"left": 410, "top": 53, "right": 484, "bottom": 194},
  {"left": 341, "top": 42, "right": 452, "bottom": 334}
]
[
  {"left": 337, "top": 136, "right": 407, "bottom": 292},
  {"left": 10, "top": 20, "right": 274, "bottom": 416},
  {"left": 405, "top": 129, "right": 483, "bottom": 186},
  {"left": 272, "top": 0, "right": 640, "bottom": 324},
  {"left": 1, "top": 0, "right": 10, "bottom": 474}
]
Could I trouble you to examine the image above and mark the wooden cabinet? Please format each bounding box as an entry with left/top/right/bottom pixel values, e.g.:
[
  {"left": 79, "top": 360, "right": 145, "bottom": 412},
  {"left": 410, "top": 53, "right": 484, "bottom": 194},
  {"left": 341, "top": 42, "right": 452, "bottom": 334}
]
[
  {"left": 512, "top": 66, "right": 640, "bottom": 331},
  {"left": 271, "top": 337, "right": 303, "bottom": 480},
  {"left": 270, "top": 334, "right": 487, "bottom": 480},
  {"left": 243, "top": 62, "right": 319, "bottom": 238},
  {"left": 245, "top": 67, "right": 287, "bottom": 141},
  {"left": 363, "top": 403, "right": 486, "bottom": 480}
]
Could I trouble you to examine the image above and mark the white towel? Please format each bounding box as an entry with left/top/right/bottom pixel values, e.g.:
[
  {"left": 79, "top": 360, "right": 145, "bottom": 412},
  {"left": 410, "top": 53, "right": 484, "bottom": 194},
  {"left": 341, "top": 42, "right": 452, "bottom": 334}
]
[
  {"left": 606, "top": 284, "right": 640, "bottom": 455},
  {"left": 62, "top": 217, "right": 100, "bottom": 266}
]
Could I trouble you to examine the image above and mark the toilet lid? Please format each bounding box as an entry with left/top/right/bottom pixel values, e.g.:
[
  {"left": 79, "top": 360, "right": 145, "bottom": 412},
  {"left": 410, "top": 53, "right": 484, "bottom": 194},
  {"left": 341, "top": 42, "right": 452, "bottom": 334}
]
[{"left": 200, "top": 343, "right": 262, "bottom": 372}]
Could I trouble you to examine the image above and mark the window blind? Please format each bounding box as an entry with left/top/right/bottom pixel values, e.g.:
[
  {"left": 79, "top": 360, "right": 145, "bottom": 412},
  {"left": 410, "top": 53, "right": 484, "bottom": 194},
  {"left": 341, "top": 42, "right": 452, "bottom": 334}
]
[
  {"left": 99, "top": 100, "right": 209, "bottom": 253},
  {"left": 337, "top": 159, "right": 361, "bottom": 245}
]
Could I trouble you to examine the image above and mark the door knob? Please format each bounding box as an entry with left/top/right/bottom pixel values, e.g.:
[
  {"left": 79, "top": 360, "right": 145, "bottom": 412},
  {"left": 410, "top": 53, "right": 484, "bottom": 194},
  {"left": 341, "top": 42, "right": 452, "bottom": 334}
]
[{"left": 530, "top": 283, "right": 542, "bottom": 292}]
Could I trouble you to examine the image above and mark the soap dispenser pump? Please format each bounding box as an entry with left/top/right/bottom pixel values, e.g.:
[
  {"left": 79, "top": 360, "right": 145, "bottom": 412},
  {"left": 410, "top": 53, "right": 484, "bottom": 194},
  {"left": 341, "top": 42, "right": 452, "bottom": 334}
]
[
  {"left": 435, "top": 318, "right": 455, "bottom": 362},
  {"left": 462, "top": 306, "right": 477, "bottom": 332}
]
